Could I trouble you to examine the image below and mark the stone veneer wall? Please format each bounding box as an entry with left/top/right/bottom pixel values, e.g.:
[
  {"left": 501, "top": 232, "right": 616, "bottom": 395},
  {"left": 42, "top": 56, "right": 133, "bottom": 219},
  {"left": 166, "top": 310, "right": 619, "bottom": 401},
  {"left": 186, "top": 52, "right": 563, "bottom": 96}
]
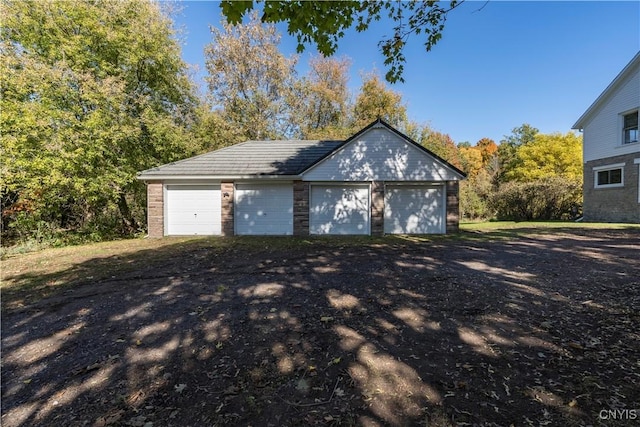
[
  {"left": 221, "top": 182, "right": 235, "bottom": 236},
  {"left": 446, "top": 181, "right": 460, "bottom": 234},
  {"left": 370, "top": 181, "right": 385, "bottom": 236},
  {"left": 583, "top": 152, "right": 640, "bottom": 223},
  {"left": 147, "top": 181, "right": 164, "bottom": 238},
  {"left": 293, "top": 181, "right": 310, "bottom": 236}
]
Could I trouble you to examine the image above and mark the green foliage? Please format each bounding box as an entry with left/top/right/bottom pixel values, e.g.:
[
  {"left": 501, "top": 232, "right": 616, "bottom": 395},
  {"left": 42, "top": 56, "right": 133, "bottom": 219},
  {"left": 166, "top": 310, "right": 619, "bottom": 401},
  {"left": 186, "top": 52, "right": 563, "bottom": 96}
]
[
  {"left": 291, "top": 56, "right": 351, "bottom": 139},
  {"left": 457, "top": 138, "right": 499, "bottom": 220},
  {"left": 500, "top": 124, "right": 539, "bottom": 148},
  {"left": 219, "top": 0, "right": 462, "bottom": 83},
  {"left": 488, "top": 127, "right": 583, "bottom": 221},
  {"left": 504, "top": 132, "right": 583, "bottom": 182},
  {"left": 489, "top": 177, "right": 582, "bottom": 221},
  {"left": 456, "top": 128, "right": 581, "bottom": 222},
  {"left": 497, "top": 124, "right": 539, "bottom": 183},
  {"left": 460, "top": 171, "right": 494, "bottom": 220},
  {"left": 190, "top": 104, "right": 244, "bottom": 152},
  {"left": 406, "top": 123, "right": 462, "bottom": 169},
  {"left": 353, "top": 73, "right": 407, "bottom": 129},
  {"left": 204, "top": 12, "right": 298, "bottom": 140},
  {"left": 1, "top": 0, "right": 199, "bottom": 242}
]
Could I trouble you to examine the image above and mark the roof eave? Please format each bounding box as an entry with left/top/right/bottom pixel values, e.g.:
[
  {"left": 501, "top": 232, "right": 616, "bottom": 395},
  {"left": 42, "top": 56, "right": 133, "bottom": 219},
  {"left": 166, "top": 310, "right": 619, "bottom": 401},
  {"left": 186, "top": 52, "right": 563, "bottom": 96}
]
[{"left": 136, "top": 174, "right": 301, "bottom": 181}]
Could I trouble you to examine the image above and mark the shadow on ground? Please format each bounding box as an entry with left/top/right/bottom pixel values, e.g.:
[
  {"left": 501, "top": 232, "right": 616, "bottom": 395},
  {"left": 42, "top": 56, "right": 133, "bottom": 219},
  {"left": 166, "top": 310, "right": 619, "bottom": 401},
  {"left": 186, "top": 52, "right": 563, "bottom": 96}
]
[{"left": 2, "top": 228, "right": 639, "bottom": 426}]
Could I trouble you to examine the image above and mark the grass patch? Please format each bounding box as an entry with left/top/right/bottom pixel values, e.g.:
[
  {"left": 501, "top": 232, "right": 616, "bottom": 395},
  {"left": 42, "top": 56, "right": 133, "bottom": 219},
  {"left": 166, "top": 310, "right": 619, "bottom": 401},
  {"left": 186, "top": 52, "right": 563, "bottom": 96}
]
[
  {"left": 1, "top": 236, "right": 207, "bottom": 304},
  {"left": 460, "top": 220, "right": 640, "bottom": 232},
  {"left": 457, "top": 221, "right": 640, "bottom": 242}
]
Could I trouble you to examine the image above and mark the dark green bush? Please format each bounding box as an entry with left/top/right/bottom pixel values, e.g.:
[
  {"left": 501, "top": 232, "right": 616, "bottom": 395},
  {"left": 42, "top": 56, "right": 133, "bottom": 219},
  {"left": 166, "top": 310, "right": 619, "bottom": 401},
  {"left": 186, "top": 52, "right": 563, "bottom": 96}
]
[{"left": 489, "top": 177, "right": 582, "bottom": 221}]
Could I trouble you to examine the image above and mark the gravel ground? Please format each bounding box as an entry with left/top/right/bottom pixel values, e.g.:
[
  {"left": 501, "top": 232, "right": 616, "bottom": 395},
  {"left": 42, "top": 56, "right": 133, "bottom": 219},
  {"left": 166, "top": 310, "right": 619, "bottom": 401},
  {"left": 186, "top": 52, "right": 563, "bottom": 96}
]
[{"left": 2, "top": 228, "right": 639, "bottom": 426}]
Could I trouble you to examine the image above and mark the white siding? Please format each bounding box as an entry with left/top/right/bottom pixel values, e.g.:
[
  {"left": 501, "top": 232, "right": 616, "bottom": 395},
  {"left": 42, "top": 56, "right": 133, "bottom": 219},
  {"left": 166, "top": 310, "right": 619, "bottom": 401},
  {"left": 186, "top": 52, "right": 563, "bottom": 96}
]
[
  {"left": 302, "top": 126, "right": 462, "bottom": 182},
  {"left": 384, "top": 185, "right": 445, "bottom": 234},
  {"left": 582, "top": 66, "right": 640, "bottom": 162},
  {"left": 309, "top": 185, "right": 370, "bottom": 235},
  {"left": 235, "top": 183, "right": 293, "bottom": 235},
  {"left": 165, "top": 184, "right": 221, "bottom": 235}
]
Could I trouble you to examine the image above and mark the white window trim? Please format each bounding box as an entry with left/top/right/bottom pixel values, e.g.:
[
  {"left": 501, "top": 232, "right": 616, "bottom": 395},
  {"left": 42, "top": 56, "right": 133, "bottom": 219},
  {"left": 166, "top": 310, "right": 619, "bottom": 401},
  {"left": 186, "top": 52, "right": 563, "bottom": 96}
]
[
  {"left": 619, "top": 109, "right": 639, "bottom": 146},
  {"left": 593, "top": 163, "right": 625, "bottom": 189}
]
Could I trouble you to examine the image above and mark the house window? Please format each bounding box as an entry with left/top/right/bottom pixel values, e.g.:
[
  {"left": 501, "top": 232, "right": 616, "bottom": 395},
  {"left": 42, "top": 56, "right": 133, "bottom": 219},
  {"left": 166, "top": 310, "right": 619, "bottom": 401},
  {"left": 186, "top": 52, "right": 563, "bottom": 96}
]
[
  {"left": 593, "top": 163, "right": 625, "bottom": 188},
  {"left": 597, "top": 169, "right": 622, "bottom": 185},
  {"left": 623, "top": 111, "right": 638, "bottom": 144}
]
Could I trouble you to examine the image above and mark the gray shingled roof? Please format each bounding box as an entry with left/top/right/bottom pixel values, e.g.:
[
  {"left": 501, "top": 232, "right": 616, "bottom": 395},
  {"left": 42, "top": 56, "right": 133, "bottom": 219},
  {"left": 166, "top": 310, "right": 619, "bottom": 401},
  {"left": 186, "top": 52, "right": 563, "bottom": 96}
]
[{"left": 138, "top": 139, "right": 343, "bottom": 178}]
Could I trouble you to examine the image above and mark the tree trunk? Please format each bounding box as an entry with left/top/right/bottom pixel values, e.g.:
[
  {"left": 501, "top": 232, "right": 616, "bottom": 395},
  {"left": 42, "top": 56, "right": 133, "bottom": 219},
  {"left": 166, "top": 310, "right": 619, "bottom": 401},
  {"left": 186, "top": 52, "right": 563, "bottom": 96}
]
[{"left": 117, "top": 193, "right": 138, "bottom": 234}]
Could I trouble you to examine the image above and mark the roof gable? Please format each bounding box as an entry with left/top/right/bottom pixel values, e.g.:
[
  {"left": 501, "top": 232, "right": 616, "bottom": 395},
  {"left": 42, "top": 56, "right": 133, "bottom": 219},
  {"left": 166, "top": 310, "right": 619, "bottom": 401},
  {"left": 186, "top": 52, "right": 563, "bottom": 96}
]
[
  {"left": 573, "top": 52, "right": 640, "bottom": 130},
  {"left": 301, "top": 120, "right": 466, "bottom": 181}
]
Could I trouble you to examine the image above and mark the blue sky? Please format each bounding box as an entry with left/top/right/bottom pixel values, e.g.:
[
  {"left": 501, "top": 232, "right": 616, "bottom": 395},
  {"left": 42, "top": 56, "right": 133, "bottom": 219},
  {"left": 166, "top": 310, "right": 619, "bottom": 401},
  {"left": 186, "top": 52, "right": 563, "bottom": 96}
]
[{"left": 172, "top": 1, "right": 640, "bottom": 144}]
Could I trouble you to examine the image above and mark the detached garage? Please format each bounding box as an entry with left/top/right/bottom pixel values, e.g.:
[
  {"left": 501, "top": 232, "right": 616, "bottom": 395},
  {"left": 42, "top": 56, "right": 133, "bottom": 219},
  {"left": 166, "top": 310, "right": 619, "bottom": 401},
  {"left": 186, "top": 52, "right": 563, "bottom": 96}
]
[{"left": 138, "top": 119, "right": 465, "bottom": 237}]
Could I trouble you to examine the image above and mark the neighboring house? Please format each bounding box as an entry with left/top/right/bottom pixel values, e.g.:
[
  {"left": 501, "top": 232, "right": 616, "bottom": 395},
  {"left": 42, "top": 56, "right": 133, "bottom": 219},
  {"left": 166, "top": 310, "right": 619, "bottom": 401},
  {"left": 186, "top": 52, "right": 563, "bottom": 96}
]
[
  {"left": 137, "top": 119, "right": 466, "bottom": 237},
  {"left": 572, "top": 52, "right": 640, "bottom": 223}
]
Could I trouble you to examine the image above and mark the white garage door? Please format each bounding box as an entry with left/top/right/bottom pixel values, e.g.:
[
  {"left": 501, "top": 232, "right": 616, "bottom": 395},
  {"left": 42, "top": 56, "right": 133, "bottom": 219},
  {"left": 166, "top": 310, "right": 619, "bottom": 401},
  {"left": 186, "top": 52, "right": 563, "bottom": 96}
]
[
  {"left": 166, "top": 184, "right": 221, "bottom": 235},
  {"left": 235, "top": 183, "right": 293, "bottom": 235},
  {"left": 310, "top": 185, "right": 370, "bottom": 235},
  {"left": 384, "top": 185, "right": 445, "bottom": 234}
]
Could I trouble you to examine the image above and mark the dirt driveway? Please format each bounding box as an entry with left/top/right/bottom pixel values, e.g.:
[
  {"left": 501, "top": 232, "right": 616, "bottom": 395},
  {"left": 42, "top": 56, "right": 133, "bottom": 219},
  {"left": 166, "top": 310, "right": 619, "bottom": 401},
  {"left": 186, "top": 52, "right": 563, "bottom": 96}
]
[{"left": 2, "top": 228, "right": 639, "bottom": 426}]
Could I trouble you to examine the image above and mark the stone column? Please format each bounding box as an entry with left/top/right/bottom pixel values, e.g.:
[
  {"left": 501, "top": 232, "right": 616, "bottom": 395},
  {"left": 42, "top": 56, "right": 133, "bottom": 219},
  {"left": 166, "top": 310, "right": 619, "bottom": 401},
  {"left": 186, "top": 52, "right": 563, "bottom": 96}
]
[
  {"left": 293, "top": 180, "right": 309, "bottom": 236},
  {"left": 147, "top": 181, "right": 164, "bottom": 238},
  {"left": 371, "top": 181, "right": 385, "bottom": 236},
  {"left": 446, "top": 181, "right": 460, "bottom": 234},
  {"left": 221, "top": 182, "right": 234, "bottom": 236}
]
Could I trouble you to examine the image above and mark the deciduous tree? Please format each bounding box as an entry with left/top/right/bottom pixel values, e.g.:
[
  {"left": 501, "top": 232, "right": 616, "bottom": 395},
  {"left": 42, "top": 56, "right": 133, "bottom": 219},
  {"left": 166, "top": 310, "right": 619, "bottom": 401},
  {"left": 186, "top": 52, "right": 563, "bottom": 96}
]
[
  {"left": 291, "top": 55, "right": 351, "bottom": 139},
  {"left": 459, "top": 146, "right": 484, "bottom": 177},
  {"left": 504, "top": 132, "right": 582, "bottom": 182},
  {"left": 497, "top": 123, "right": 539, "bottom": 183},
  {"left": 1, "top": 0, "right": 198, "bottom": 239},
  {"left": 204, "top": 12, "right": 298, "bottom": 140},
  {"left": 476, "top": 137, "right": 498, "bottom": 165},
  {"left": 353, "top": 73, "right": 407, "bottom": 129}
]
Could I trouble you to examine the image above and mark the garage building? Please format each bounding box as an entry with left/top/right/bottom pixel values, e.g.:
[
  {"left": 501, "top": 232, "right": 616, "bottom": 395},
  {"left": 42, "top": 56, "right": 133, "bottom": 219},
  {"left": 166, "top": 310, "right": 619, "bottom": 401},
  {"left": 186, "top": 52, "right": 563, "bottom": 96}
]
[{"left": 138, "top": 119, "right": 466, "bottom": 236}]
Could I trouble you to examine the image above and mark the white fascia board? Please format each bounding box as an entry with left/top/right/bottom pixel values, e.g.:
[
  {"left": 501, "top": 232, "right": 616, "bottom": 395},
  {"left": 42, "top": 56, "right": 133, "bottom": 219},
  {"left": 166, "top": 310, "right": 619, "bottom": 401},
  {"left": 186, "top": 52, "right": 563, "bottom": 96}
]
[
  {"left": 137, "top": 175, "right": 300, "bottom": 182},
  {"left": 592, "top": 162, "right": 626, "bottom": 171}
]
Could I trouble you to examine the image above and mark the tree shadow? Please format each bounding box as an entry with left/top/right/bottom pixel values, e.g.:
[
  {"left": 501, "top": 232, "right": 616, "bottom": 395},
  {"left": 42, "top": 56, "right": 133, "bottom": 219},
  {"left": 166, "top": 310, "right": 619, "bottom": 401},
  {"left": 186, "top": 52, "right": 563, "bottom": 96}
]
[{"left": 2, "top": 228, "right": 639, "bottom": 426}]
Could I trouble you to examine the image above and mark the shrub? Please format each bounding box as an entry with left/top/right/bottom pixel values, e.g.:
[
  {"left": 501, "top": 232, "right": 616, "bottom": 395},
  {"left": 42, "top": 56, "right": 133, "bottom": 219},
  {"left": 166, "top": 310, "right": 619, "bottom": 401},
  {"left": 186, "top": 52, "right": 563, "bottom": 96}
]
[
  {"left": 489, "top": 177, "right": 582, "bottom": 221},
  {"left": 460, "top": 171, "right": 495, "bottom": 220},
  {"left": 460, "top": 180, "right": 491, "bottom": 220}
]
